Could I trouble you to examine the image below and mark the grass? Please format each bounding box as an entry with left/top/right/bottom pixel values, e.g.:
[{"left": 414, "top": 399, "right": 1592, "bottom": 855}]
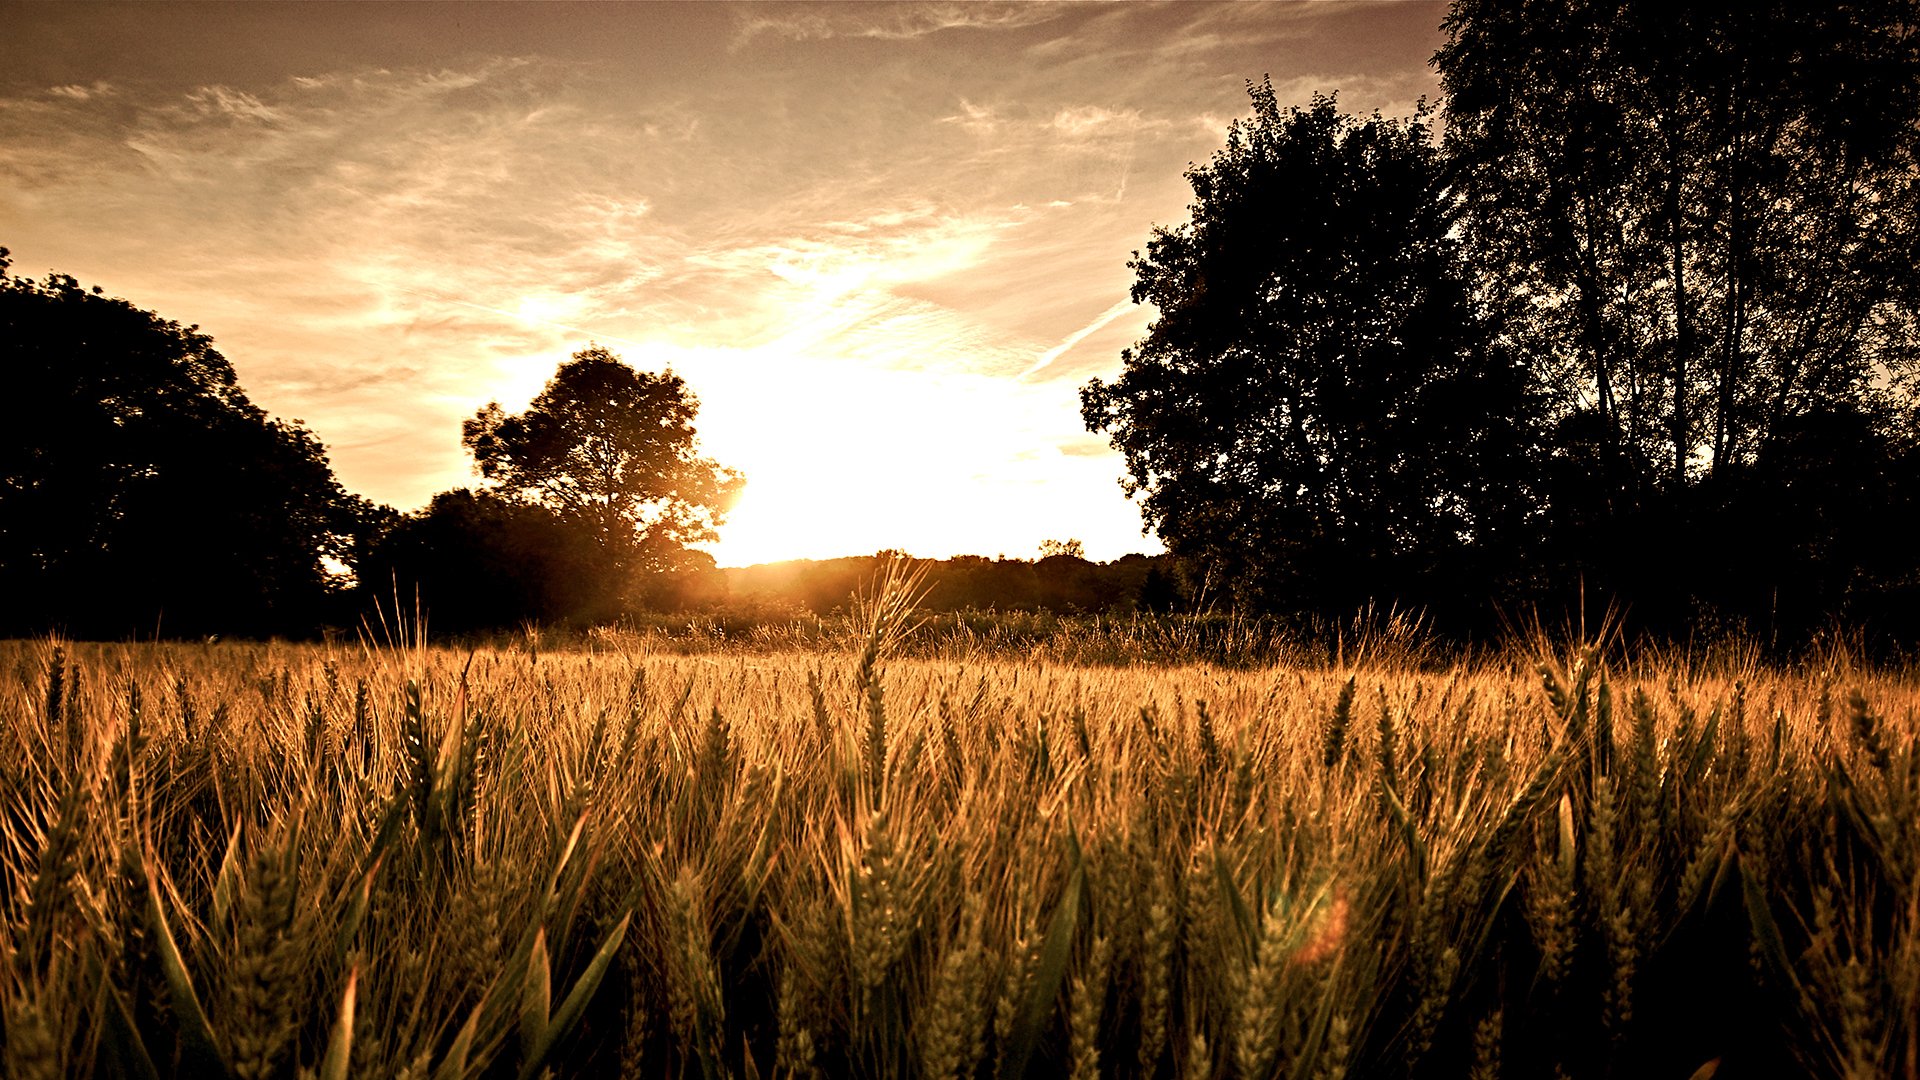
[
  {"left": 479, "top": 601, "right": 1446, "bottom": 672},
  {"left": 2, "top": 583, "right": 1916, "bottom": 1078}
]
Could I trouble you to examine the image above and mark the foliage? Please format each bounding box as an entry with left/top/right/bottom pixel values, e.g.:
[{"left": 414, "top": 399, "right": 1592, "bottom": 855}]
[
  {"left": 1435, "top": 0, "right": 1920, "bottom": 633},
  {"left": 1037, "top": 538, "right": 1086, "bottom": 560},
  {"left": 0, "top": 249, "right": 375, "bottom": 638},
  {"left": 462, "top": 346, "right": 742, "bottom": 584},
  {"left": 4, "top": 610, "right": 1919, "bottom": 1077},
  {"left": 1081, "top": 88, "right": 1539, "bottom": 621},
  {"left": 1087, "top": 7, "right": 1920, "bottom": 644},
  {"left": 1439, "top": 0, "right": 1920, "bottom": 488},
  {"left": 356, "top": 489, "right": 610, "bottom": 632}
]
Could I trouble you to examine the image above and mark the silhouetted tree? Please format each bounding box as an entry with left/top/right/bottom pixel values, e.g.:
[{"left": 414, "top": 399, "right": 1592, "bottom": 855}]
[
  {"left": 1136, "top": 561, "right": 1186, "bottom": 614},
  {"left": 1438, "top": 0, "right": 1920, "bottom": 635},
  {"left": 1038, "top": 538, "right": 1085, "bottom": 560},
  {"left": 357, "top": 489, "right": 604, "bottom": 631},
  {"left": 1440, "top": 0, "right": 1920, "bottom": 487},
  {"left": 462, "top": 345, "right": 742, "bottom": 604},
  {"left": 1081, "top": 88, "right": 1539, "bottom": 621},
  {"left": 0, "top": 249, "right": 371, "bottom": 636}
]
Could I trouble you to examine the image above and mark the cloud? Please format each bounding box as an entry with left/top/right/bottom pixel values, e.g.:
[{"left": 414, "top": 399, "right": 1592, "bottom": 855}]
[
  {"left": 1018, "top": 298, "right": 1139, "bottom": 380},
  {"left": 1048, "top": 104, "right": 1161, "bottom": 140},
  {"left": 2, "top": 56, "right": 1085, "bottom": 508},
  {"left": 182, "top": 85, "right": 281, "bottom": 123},
  {"left": 733, "top": 2, "right": 1063, "bottom": 46},
  {"left": 47, "top": 81, "right": 113, "bottom": 101},
  {"left": 2, "top": 58, "right": 682, "bottom": 503},
  {"left": 937, "top": 98, "right": 1001, "bottom": 137}
]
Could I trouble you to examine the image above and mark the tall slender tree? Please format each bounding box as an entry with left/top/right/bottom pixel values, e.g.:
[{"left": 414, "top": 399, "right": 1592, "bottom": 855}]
[{"left": 1439, "top": 0, "right": 1920, "bottom": 633}]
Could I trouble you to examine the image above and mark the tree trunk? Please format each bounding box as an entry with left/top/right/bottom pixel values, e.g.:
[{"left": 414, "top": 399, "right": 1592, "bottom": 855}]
[{"left": 1666, "top": 125, "right": 1691, "bottom": 491}]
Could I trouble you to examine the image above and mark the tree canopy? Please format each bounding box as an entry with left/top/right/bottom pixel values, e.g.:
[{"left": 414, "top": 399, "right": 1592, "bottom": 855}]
[
  {"left": 1440, "top": 0, "right": 1920, "bottom": 489},
  {"left": 355, "top": 488, "right": 606, "bottom": 632},
  {"left": 1439, "top": 0, "right": 1920, "bottom": 636},
  {"left": 0, "top": 249, "right": 373, "bottom": 636},
  {"left": 1082, "top": 88, "right": 1538, "bottom": 620},
  {"left": 355, "top": 347, "right": 741, "bottom": 633},
  {"left": 1086, "top": 5, "right": 1920, "bottom": 644},
  {"left": 462, "top": 347, "right": 740, "bottom": 573}
]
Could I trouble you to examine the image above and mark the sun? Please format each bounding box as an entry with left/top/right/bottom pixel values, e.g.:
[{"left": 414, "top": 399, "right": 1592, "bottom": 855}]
[
  {"left": 513, "top": 294, "right": 584, "bottom": 326},
  {"left": 703, "top": 479, "right": 883, "bottom": 567}
]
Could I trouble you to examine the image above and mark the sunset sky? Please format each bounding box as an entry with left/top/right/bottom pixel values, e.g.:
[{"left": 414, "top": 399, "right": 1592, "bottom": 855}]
[{"left": 2, "top": 1, "right": 1446, "bottom": 566}]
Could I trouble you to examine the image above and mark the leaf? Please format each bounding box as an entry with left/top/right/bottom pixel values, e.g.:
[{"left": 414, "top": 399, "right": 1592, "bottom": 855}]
[
  {"left": 363, "top": 792, "right": 409, "bottom": 874},
  {"left": 519, "top": 929, "right": 551, "bottom": 1058},
  {"left": 432, "top": 1001, "right": 483, "bottom": 1080},
  {"left": 334, "top": 853, "right": 381, "bottom": 963},
  {"left": 1556, "top": 792, "right": 1577, "bottom": 876},
  {"left": 1687, "top": 1058, "right": 1722, "bottom": 1080},
  {"left": 1685, "top": 704, "right": 1721, "bottom": 786},
  {"left": 543, "top": 812, "right": 590, "bottom": 916},
  {"left": 146, "top": 875, "right": 227, "bottom": 1078},
  {"left": 319, "top": 964, "right": 358, "bottom": 1080},
  {"left": 1380, "top": 780, "right": 1427, "bottom": 880},
  {"left": 1214, "top": 847, "right": 1259, "bottom": 960},
  {"left": 1738, "top": 853, "right": 1799, "bottom": 998},
  {"left": 519, "top": 911, "right": 633, "bottom": 1080},
  {"left": 435, "top": 658, "right": 476, "bottom": 805},
  {"left": 1828, "top": 759, "right": 1901, "bottom": 886},
  {"left": 1001, "top": 840, "right": 1084, "bottom": 1080},
  {"left": 209, "top": 818, "right": 244, "bottom": 928}
]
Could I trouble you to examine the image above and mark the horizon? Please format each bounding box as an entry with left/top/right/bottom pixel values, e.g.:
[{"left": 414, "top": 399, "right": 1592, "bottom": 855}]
[{"left": 0, "top": 0, "right": 1447, "bottom": 567}]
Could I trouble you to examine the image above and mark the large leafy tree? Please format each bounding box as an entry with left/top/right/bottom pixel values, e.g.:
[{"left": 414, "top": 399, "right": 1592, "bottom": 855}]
[
  {"left": 0, "top": 249, "right": 373, "bottom": 636},
  {"left": 1439, "top": 0, "right": 1920, "bottom": 631},
  {"left": 1439, "top": 0, "right": 1920, "bottom": 490},
  {"left": 1081, "top": 88, "right": 1538, "bottom": 618},
  {"left": 462, "top": 346, "right": 742, "bottom": 589}
]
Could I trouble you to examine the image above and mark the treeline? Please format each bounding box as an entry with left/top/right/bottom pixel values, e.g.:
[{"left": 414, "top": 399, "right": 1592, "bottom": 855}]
[
  {"left": 718, "top": 552, "right": 1187, "bottom": 618},
  {"left": 0, "top": 257, "right": 746, "bottom": 640},
  {"left": 1084, "top": 0, "right": 1920, "bottom": 649},
  {"left": 361, "top": 543, "right": 1207, "bottom": 636},
  {"left": 9, "top": 2, "right": 1920, "bottom": 647}
]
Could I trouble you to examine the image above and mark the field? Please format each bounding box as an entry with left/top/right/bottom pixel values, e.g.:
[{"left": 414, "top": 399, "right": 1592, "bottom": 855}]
[{"left": 2, "top": 593, "right": 1916, "bottom": 1078}]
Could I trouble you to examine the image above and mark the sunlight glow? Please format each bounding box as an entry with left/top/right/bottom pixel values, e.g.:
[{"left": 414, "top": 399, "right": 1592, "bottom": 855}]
[
  {"left": 684, "top": 345, "right": 1156, "bottom": 566},
  {"left": 514, "top": 293, "right": 585, "bottom": 325}
]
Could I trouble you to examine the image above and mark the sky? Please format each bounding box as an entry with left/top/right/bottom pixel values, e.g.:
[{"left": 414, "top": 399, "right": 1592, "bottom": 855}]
[{"left": 1, "top": 1, "right": 1447, "bottom": 567}]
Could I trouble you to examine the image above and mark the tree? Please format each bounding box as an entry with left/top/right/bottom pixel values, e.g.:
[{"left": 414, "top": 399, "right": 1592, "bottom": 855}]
[
  {"left": 0, "top": 248, "right": 372, "bottom": 636},
  {"left": 1081, "top": 88, "right": 1539, "bottom": 620},
  {"left": 1438, "top": 0, "right": 1920, "bottom": 492},
  {"left": 1037, "top": 538, "right": 1085, "bottom": 560},
  {"left": 1438, "top": 0, "right": 1920, "bottom": 635},
  {"left": 357, "top": 489, "right": 605, "bottom": 631},
  {"left": 461, "top": 345, "right": 742, "bottom": 597}
]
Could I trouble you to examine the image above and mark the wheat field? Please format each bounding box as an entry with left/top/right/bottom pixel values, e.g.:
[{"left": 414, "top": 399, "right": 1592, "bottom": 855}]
[{"left": 2, "top": 589, "right": 1915, "bottom": 1078}]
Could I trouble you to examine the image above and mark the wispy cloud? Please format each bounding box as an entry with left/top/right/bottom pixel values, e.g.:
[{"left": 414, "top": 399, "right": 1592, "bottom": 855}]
[
  {"left": 732, "top": 2, "right": 1064, "bottom": 46},
  {"left": 1019, "top": 298, "right": 1139, "bottom": 381},
  {"left": 47, "top": 81, "right": 113, "bottom": 101}
]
